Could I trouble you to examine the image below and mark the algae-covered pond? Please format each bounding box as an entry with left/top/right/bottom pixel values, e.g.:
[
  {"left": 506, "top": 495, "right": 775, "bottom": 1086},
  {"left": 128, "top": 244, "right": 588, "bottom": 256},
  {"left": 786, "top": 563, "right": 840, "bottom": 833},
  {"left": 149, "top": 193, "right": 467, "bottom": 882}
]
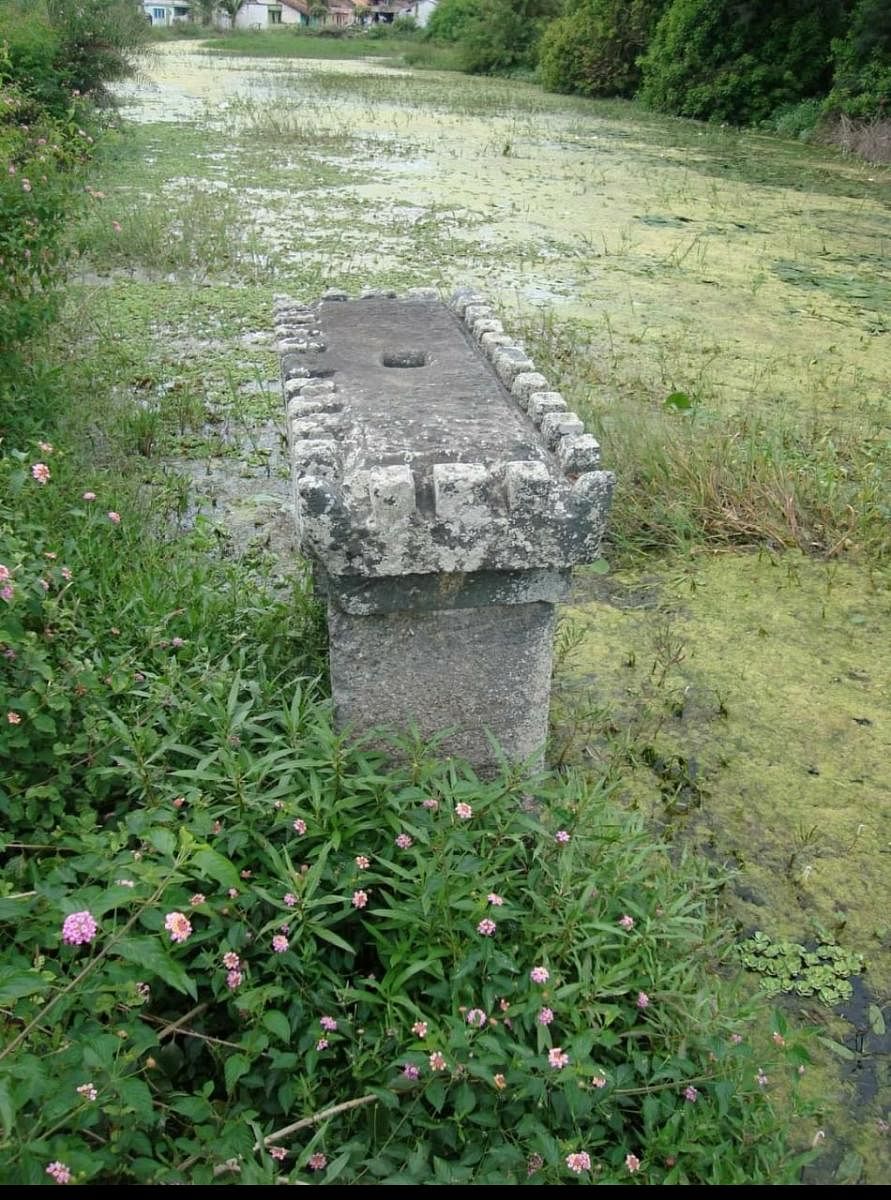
[{"left": 82, "top": 41, "right": 890, "bottom": 1181}]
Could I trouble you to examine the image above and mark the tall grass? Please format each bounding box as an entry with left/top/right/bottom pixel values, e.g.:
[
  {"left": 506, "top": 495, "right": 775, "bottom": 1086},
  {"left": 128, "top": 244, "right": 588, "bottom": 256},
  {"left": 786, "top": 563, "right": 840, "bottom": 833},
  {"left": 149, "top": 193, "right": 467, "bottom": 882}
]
[{"left": 520, "top": 313, "right": 891, "bottom": 564}]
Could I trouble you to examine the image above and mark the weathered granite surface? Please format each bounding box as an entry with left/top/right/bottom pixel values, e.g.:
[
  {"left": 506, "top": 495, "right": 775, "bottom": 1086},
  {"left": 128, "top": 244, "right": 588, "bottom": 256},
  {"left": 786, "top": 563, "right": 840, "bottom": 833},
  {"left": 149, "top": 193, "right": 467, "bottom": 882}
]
[{"left": 276, "top": 286, "right": 614, "bottom": 768}]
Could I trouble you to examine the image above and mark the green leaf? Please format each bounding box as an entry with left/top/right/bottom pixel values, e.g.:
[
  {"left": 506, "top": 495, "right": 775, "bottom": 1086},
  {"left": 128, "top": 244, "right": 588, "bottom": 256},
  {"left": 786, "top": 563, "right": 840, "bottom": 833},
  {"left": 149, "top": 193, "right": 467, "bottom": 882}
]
[
  {"left": 817, "top": 1035, "right": 856, "bottom": 1061},
  {"left": 262, "top": 1010, "right": 290, "bottom": 1043},
  {"left": 224, "top": 1053, "right": 251, "bottom": 1095},
  {"left": 192, "top": 847, "right": 241, "bottom": 892},
  {"left": 0, "top": 897, "right": 35, "bottom": 920},
  {"left": 426, "top": 1078, "right": 447, "bottom": 1112},
  {"left": 664, "top": 391, "right": 694, "bottom": 411},
  {"left": 835, "top": 1151, "right": 863, "bottom": 1184},
  {"left": 0, "top": 967, "right": 49, "bottom": 1004},
  {"left": 117, "top": 1076, "right": 154, "bottom": 1119},
  {"left": 147, "top": 828, "right": 176, "bottom": 857},
  {"left": 0, "top": 1080, "right": 15, "bottom": 1138},
  {"left": 453, "top": 1081, "right": 476, "bottom": 1119},
  {"left": 323, "top": 1151, "right": 352, "bottom": 1184},
  {"left": 310, "top": 925, "right": 354, "bottom": 954},
  {"left": 115, "top": 937, "right": 197, "bottom": 999},
  {"left": 169, "top": 1094, "right": 214, "bottom": 1122},
  {"left": 868, "top": 1004, "right": 886, "bottom": 1036}
]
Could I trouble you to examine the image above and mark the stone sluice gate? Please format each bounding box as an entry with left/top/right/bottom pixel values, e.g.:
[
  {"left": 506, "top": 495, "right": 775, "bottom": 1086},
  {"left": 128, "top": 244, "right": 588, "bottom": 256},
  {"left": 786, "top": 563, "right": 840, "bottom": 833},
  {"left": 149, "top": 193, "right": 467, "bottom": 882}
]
[{"left": 276, "top": 286, "right": 614, "bottom": 771}]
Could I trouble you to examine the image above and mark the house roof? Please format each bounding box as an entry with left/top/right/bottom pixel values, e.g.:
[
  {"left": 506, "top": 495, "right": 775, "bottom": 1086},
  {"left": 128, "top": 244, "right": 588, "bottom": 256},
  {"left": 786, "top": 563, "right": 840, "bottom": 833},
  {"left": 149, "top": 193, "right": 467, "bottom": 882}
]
[{"left": 280, "top": 0, "right": 310, "bottom": 12}]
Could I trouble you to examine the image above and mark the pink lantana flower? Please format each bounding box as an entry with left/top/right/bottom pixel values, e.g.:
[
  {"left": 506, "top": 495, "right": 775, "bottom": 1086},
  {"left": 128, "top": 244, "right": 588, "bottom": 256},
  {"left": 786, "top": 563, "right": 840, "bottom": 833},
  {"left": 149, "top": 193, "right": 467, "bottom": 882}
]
[
  {"left": 566, "top": 1152, "right": 591, "bottom": 1174},
  {"left": 272, "top": 934, "right": 289, "bottom": 953},
  {"left": 530, "top": 966, "right": 550, "bottom": 984},
  {"left": 477, "top": 918, "right": 497, "bottom": 936},
  {"left": 45, "top": 1162, "right": 72, "bottom": 1185},
  {"left": 164, "top": 911, "right": 192, "bottom": 943},
  {"left": 61, "top": 911, "right": 98, "bottom": 946},
  {"left": 31, "top": 462, "right": 50, "bottom": 484},
  {"left": 455, "top": 802, "right": 473, "bottom": 819},
  {"left": 352, "top": 889, "right": 368, "bottom": 909}
]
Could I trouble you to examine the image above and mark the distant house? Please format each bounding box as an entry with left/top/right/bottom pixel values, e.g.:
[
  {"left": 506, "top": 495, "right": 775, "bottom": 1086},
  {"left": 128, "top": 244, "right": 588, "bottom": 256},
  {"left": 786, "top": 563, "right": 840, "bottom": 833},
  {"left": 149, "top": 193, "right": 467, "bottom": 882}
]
[
  {"left": 362, "top": 0, "right": 416, "bottom": 23},
  {"left": 223, "top": 2, "right": 310, "bottom": 28},
  {"left": 141, "top": 2, "right": 192, "bottom": 25},
  {"left": 325, "top": 1, "right": 358, "bottom": 26}
]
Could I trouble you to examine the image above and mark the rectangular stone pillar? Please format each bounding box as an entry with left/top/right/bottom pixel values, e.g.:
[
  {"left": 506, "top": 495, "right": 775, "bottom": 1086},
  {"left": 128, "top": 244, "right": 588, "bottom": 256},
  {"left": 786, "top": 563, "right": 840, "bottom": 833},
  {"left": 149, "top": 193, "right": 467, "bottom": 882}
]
[{"left": 275, "top": 286, "right": 614, "bottom": 771}]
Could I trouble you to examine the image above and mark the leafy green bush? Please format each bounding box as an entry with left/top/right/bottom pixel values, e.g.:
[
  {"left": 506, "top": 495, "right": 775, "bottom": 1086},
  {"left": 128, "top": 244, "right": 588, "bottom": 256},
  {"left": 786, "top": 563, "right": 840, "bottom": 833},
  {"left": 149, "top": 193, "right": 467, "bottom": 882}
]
[
  {"left": 539, "top": 0, "right": 668, "bottom": 98},
  {"left": 0, "top": 1, "right": 67, "bottom": 113},
  {"left": 0, "top": 718, "right": 814, "bottom": 1183},
  {"left": 761, "top": 99, "right": 825, "bottom": 140},
  {"left": 639, "top": 0, "right": 848, "bottom": 125},
  {"left": 0, "top": 83, "right": 93, "bottom": 379},
  {"left": 0, "top": 442, "right": 326, "bottom": 828}
]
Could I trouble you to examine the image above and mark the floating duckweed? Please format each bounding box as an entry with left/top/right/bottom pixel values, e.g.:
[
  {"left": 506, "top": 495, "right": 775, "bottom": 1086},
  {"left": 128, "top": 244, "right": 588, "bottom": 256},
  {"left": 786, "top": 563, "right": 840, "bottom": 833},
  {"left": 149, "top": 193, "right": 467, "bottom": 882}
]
[{"left": 736, "top": 930, "right": 865, "bottom": 1005}]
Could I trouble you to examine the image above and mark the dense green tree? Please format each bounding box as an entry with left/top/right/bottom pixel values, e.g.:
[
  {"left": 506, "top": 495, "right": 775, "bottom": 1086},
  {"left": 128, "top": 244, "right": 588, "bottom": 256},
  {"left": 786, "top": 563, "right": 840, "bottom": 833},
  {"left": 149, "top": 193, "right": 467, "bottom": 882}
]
[
  {"left": 639, "top": 0, "right": 848, "bottom": 125},
  {"left": 538, "top": 0, "right": 668, "bottom": 98},
  {"left": 459, "top": 0, "right": 562, "bottom": 77},
  {"left": 425, "top": 0, "right": 484, "bottom": 42},
  {"left": 829, "top": 0, "right": 891, "bottom": 117}
]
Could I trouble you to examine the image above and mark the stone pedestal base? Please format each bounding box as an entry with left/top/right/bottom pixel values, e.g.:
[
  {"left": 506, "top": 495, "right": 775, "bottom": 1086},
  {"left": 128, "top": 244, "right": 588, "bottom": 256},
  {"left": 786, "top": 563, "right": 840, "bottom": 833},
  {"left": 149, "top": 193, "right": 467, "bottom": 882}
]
[{"left": 328, "top": 601, "right": 557, "bottom": 769}]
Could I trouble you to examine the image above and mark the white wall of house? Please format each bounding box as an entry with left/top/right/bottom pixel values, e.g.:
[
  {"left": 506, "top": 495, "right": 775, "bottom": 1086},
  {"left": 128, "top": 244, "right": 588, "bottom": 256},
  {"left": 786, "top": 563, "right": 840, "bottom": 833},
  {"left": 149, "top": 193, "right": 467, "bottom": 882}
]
[
  {"left": 215, "top": 3, "right": 305, "bottom": 29},
  {"left": 408, "top": 0, "right": 437, "bottom": 26}
]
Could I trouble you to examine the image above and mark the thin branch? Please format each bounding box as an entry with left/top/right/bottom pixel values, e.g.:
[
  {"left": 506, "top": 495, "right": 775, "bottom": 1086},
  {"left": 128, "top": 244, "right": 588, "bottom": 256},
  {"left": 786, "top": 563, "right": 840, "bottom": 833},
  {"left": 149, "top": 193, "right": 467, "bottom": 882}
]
[
  {"left": 174, "top": 1092, "right": 380, "bottom": 1179},
  {"left": 139, "top": 1012, "right": 246, "bottom": 1054},
  {"left": 156, "top": 1003, "right": 208, "bottom": 1041},
  {"left": 262, "top": 1092, "right": 378, "bottom": 1146}
]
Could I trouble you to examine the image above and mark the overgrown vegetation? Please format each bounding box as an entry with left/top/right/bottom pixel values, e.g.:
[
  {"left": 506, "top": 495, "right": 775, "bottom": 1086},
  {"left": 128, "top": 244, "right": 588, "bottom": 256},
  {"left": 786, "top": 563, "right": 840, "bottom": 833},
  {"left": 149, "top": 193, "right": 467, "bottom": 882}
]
[
  {"left": 3, "top": 6, "right": 888, "bottom": 1184},
  {"left": 431, "top": 0, "right": 891, "bottom": 158}
]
